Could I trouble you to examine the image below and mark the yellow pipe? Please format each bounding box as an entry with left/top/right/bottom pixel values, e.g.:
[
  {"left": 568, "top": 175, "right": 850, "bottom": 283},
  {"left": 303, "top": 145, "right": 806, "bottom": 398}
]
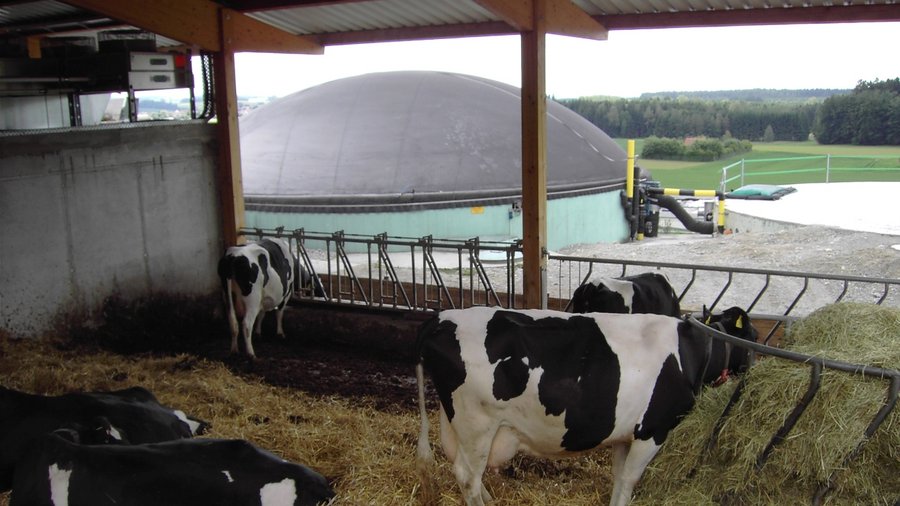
[
  {"left": 662, "top": 188, "right": 718, "bottom": 197},
  {"left": 626, "top": 139, "right": 635, "bottom": 198},
  {"left": 718, "top": 197, "right": 726, "bottom": 228}
]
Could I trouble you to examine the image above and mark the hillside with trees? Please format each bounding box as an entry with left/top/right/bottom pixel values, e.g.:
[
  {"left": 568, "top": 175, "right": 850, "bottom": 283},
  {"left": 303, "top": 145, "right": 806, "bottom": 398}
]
[
  {"left": 559, "top": 81, "right": 900, "bottom": 145},
  {"left": 813, "top": 78, "right": 900, "bottom": 145},
  {"left": 640, "top": 89, "right": 846, "bottom": 102}
]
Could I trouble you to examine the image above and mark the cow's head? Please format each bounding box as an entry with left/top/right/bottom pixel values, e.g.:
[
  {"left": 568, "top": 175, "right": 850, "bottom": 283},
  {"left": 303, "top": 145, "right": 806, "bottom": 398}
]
[{"left": 701, "top": 305, "right": 757, "bottom": 378}]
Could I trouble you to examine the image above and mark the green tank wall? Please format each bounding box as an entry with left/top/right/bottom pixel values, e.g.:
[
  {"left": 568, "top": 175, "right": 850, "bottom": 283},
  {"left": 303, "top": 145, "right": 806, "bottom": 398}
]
[{"left": 245, "top": 189, "right": 628, "bottom": 252}]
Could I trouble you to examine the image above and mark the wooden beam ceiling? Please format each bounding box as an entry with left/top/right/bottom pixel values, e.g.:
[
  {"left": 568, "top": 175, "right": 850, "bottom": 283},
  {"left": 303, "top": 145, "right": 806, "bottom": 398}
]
[
  {"left": 545, "top": 0, "right": 607, "bottom": 40},
  {"left": 475, "top": 0, "right": 534, "bottom": 32},
  {"left": 61, "top": 0, "right": 322, "bottom": 53},
  {"left": 476, "top": 0, "right": 608, "bottom": 40}
]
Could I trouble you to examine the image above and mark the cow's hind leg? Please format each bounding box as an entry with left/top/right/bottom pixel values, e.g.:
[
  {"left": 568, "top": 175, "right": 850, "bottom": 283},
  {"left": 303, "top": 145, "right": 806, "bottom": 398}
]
[
  {"left": 253, "top": 311, "right": 264, "bottom": 336},
  {"left": 448, "top": 419, "right": 497, "bottom": 505},
  {"left": 225, "top": 283, "right": 241, "bottom": 354},
  {"left": 228, "top": 308, "right": 240, "bottom": 355},
  {"left": 608, "top": 438, "right": 660, "bottom": 506},
  {"left": 275, "top": 306, "right": 286, "bottom": 338},
  {"left": 241, "top": 303, "right": 262, "bottom": 358},
  {"left": 609, "top": 441, "right": 629, "bottom": 502},
  {"left": 241, "top": 315, "right": 257, "bottom": 358}
]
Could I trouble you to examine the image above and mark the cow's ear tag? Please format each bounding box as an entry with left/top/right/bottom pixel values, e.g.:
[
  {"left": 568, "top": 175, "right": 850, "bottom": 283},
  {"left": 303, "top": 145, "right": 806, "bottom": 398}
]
[
  {"left": 735, "top": 316, "right": 743, "bottom": 329},
  {"left": 705, "top": 316, "right": 711, "bottom": 324}
]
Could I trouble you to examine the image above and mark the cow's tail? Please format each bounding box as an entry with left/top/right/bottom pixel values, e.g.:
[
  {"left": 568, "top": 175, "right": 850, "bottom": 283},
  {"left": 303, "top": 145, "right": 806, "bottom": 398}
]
[
  {"left": 218, "top": 257, "right": 236, "bottom": 322},
  {"left": 415, "top": 361, "right": 438, "bottom": 504}
]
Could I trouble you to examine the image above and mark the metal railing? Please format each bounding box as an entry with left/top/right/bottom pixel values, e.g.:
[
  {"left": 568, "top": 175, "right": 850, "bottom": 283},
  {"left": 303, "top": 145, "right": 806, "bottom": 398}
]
[
  {"left": 548, "top": 255, "right": 900, "bottom": 343},
  {"left": 719, "top": 154, "right": 900, "bottom": 193},
  {"left": 245, "top": 228, "right": 520, "bottom": 312},
  {"left": 685, "top": 317, "right": 899, "bottom": 505},
  {"left": 241, "top": 228, "right": 900, "bottom": 329}
]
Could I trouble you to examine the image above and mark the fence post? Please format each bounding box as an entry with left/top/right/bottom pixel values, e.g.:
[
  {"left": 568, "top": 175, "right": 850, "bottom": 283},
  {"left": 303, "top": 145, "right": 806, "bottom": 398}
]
[
  {"left": 826, "top": 154, "right": 831, "bottom": 183},
  {"left": 740, "top": 159, "right": 745, "bottom": 187}
]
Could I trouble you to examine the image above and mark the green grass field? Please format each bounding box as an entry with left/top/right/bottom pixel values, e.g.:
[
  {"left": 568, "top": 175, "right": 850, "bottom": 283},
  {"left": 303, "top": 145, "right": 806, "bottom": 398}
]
[{"left": 613, "top": 140, "right": 900, "bottom": 190}]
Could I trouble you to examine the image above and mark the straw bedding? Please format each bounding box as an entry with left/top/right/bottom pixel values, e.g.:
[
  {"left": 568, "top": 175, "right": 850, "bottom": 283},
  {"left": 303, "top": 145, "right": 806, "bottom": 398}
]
[
  {"left": 0, "top": 334, "right": 612, "bottom": 505},
  {"left": 2, "top": 301, "right": 896, "bottom": 505}
]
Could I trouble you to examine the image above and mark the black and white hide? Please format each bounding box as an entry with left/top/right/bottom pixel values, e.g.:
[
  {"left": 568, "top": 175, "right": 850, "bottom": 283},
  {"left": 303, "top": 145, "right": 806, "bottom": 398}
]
[{"left": 415, "top": 307, "right": 757, "bottom": 506}]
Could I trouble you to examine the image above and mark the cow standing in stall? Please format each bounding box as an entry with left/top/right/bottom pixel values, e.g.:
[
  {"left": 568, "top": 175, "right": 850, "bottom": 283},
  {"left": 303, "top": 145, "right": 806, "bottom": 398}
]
[
  {"left": 218, "top": 238, "right": 294, "bottom": 358},
  {"left": 415, "top": 306, "right": 756, "bottom": 506},
  {"left": 568, "top": 272, "right": 681, "bottom": 316}
]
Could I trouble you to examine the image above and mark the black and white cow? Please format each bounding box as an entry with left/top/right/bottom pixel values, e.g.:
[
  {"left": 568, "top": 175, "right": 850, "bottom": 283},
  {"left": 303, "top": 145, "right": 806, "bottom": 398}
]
[
  {"left": 568, "top": 272, "right": 680, "bottom": 317},
  {"left": 699, "top": 305, "right": 758, "bottom": 384},
  {"left": 0, "top": 386, "right": 208, "bottom": 492},
  {"left": 218, "top": 238, "right": 295, "bottom": 357},
  {"left": 415, "top": 307, "right": 756, "bottom": 506},
  {"left": 10, "top": 431, "right": 335, "bottom": 506},
  {"left": 294, "top": 262, "right": 326, "bottom": 298}
]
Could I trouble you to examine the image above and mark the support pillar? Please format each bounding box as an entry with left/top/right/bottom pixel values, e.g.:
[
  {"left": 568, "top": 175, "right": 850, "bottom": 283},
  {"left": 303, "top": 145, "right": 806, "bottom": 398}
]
[
  {"left": 213, "top": 8, "right": 246, "bottom": 247},
  {"left": 520, "top": 0, "right": 548, "bottom": 309}
]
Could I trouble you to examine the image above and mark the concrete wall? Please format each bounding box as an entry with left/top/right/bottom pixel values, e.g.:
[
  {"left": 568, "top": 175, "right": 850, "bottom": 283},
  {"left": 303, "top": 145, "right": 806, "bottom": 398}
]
[
  {"left": 0, "top": 122, "right": 222, "bottom": 338},
  {"left": 725, "top": 210, "right": 803, "bottom": 234}
]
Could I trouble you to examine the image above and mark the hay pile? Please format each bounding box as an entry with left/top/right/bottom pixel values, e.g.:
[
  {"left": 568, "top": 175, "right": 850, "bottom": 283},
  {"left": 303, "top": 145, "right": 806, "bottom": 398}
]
[
  {"left": 0, "top": 336, "right": 613, "bottom": 505},
  {"left": 633, "top": 302, "right": 900, "bottom": 505}
]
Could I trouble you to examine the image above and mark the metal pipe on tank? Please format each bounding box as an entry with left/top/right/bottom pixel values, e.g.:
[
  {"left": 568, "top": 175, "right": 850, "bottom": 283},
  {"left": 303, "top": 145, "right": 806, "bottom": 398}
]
[{"left": 627, "top": 140, "right": 639, "bottom": 240}]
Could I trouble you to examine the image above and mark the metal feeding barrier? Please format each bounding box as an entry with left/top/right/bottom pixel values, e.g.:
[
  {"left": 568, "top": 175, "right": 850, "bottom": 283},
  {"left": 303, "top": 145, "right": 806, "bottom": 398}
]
[
  {"left": 240, "top": 228, "right": 900, "bottom": 322},
  {"left": 550, "top": 255, "right": 900, "bottom": 343},
  {"left": 244, "top": 228, "right": 519, "bottom": 312},
  {"left": 684, "top": 317, "right": 899, "bottom": 505}
]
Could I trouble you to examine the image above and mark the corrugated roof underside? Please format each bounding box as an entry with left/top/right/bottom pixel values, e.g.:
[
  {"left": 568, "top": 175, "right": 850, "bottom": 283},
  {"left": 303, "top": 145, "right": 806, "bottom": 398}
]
[
  {"left": 0, "top": 0, "right": 81, "bottom": 24},
  {"left": 247, "top": 0, "right": 498, "bottom": 35},
  {"left": 2, "top": 0, "right": 896, "bottom": 43},
  {"left": 574, "top": 0, "right": 897, "bottom": 15},
  {"left": 241, "top": 0, "right": 897, "bottom": 36}
]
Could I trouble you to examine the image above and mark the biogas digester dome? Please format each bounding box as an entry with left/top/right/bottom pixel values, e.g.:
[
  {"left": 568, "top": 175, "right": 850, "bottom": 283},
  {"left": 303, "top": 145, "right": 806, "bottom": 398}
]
[{"left": 241, "top": 71, "right": 629, "bottom": 250}]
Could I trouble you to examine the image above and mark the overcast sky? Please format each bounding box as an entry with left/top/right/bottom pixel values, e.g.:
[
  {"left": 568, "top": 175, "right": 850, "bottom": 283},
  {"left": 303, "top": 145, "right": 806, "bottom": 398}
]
[{"left": 227, "top": 21, "right": 900, "bottom": 100}]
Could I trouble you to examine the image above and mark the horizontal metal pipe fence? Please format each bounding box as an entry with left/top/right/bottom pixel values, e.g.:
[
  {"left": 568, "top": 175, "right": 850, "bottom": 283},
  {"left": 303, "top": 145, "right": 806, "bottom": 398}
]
[
  {"left": 548, "top": 254, "right": 900, "bottom": 343},
  {"left": 241, "top": 228, "right": 900, "bottom": 331},
  {"left": 719, "top": 154, "right": 900, "bottom": 192}
]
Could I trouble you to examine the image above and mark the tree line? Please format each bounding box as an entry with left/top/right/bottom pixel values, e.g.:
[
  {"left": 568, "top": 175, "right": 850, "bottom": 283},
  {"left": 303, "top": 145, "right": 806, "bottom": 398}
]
[
  {"left": 813, "top": 78, "right": 900, "bottom": 145},
  {"left": 558, "top": 79, "right": 900, "bottom": 145}
]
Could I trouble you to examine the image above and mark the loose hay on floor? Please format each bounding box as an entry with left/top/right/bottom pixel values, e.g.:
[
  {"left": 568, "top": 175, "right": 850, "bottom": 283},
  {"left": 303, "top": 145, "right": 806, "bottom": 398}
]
[
  {"left": 633, "top": 302, "right": 900, "bottom": 505},
  {"left": 0, "top": 336, "right": 614, "bottom": 505}
]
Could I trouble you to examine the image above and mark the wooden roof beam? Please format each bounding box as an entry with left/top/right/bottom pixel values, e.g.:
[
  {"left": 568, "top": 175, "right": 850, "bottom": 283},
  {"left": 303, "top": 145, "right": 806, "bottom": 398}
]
[
  {"left": 474, "top": 0, "right": 534, "bottom": 31},
  {"left": 61, "top": 0, "right": 322, "bottom": 53},
  {"left": 476, "top": 0, "right": 607, "bottom": 40},
  {"left": 546, "top": 0, "right": 608, "bottom": 40}
]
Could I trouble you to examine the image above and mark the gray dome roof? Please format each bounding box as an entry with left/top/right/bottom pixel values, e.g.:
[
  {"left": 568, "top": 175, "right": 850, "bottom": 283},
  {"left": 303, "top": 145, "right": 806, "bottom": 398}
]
[{"left": 240, "top": 71, "right": 626, "bottom": 207}]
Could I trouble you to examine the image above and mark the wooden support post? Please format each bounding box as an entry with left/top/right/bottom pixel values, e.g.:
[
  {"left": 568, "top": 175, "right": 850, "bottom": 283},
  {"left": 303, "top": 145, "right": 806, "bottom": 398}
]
[
  {"left": 213, "top": 8, "right": 246, "bottom": 247},
  {"left": 520, "top": 0, "right": 548, "bottom": 309}
]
